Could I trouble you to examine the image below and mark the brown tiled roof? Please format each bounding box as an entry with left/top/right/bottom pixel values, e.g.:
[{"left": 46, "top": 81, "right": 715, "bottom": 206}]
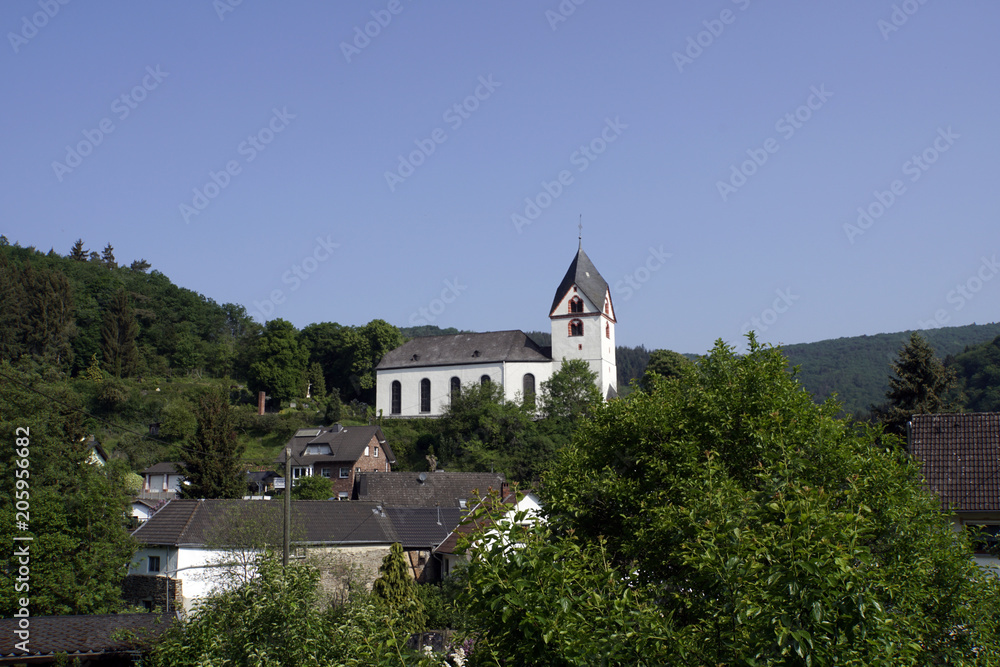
[
  {"left": 910, "top": 412, "right": 1000, "bottom": 512},
  {"left": 131, "top": 499, "right": 399, "bottom": 547},
  {"left": 375, "top": 330, "right": 552, "bottom": 370},
  {"left": 354, "top": 471, "right": 506, "bottom": 508},
  {"left": 276, "top": 425, "right": 396, "bottom": 467},
  {"left": 385, "top": 507, "right": 464, "bottom": 549},
  {"left": 0, "top": 613, "right": 174, "bottom": 661}
]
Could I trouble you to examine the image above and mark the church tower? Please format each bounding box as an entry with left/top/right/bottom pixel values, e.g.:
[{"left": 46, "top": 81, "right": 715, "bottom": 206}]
[{"left": 549, "top": 244, "right": 617, "bottom": 399}]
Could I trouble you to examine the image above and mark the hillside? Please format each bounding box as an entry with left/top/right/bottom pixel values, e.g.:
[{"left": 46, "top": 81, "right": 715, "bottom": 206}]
[{"left": 781, "top": 323, "right": 1000, "bottom": 416}]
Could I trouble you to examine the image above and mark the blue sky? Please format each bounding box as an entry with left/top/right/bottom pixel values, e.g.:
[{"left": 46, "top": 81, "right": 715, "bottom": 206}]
[{"left": 3, "top": 1, "right": 998, "bottom": 355}]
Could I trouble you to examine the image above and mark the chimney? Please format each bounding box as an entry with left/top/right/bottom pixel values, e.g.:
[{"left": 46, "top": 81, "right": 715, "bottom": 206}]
[{"left": 258, "top": 391, "right": 266, "bottom": 416}]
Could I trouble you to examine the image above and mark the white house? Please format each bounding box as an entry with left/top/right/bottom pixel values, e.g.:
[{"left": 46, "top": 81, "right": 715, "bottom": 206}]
[{"left": 375, "top": 245, "right": 617, "bottom": 417}]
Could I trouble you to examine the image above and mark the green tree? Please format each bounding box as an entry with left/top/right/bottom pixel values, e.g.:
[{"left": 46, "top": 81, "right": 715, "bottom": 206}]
[
  {"left": 539, "top": 358, "right": 602, "bottom": 421},
  {"left": 950, "top": 334, "right": 1000, "bottom": 412},
  {"left": 307, "top": 361, "right": 327, "bottom": 400},
  {"left": 68, "top": 238, "right": 88, "bottom": 261},
  {"left": 101, "top": 243, "right": 117, "bottom": 269},
  {"left": 461, "top": 338, "right": 1000, "bottom": 665},
  {"left": 129, "top": 258, "right": 151, "bottom": 272},
  {"left": 100, "top": 288, "right": 140, "bottom": 378},
  {"left": 247, "top": 319, "right": 309, "bottom": 405},
  {"left": 875, "top": 332, "right": 960, "bottom": 437},
  {"left": 0, "top": 363, "right": 136, "bottom": 616},
  {"left": 640, "top": 348, "right": 692, "bottom": 390},
  {"left": 292, "top": 474, "right": 333, "bottom": 500},
  {"left": 372, "top": 542, "right": 427, "bottom": 632},
  {"left": 180, "top": 390, "right": 246, "bottom": 499},
  {"left": 350, "top": 319, "right": 404, "bottom": 403}
]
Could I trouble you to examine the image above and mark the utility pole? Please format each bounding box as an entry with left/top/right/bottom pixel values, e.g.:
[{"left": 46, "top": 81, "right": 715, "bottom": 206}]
[{"left": 283, "top": 446, "right": 291, "bottom": 567}]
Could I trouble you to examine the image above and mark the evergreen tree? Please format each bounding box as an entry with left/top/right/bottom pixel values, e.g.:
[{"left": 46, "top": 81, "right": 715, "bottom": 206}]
[
  {"left": 308, "top": 361, "right": 326, "bottom": 400},
  {"left": 129, "top": 258, "right": 151, "bottom": 272},
  {"left": 372, "top": 542, "right": 427, "bottom": 632},
  {"left": 180, "top": 390, "right": 246, "bottom": 499},
  {"left": 101, "top": 243, "right": 117, "bottom": 269},
  {"left": 100, "top": 288, "right": 139, "bottom": 378},
  {"left": 69, "top": 238, "right": 88, "bottom": 261},
  {"left": 876, "top": 332, "right": 960, "bottom": 438}
]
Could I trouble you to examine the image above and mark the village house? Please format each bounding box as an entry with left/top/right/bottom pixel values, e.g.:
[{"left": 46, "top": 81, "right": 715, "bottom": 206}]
[
  {"left": 909, "top": 412, "right": 1000, "bottom": 572},
  {"left": 124, "top": 498, "right": 399, "bottom": 613},
  {"left": 275, "top": 424, "right": 395, "bottom": 499}
]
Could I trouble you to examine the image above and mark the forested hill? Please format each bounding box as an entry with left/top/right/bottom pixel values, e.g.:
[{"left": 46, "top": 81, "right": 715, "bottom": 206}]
[{"left": 781, "top": 322, "right": 1000, "bottom": 416}]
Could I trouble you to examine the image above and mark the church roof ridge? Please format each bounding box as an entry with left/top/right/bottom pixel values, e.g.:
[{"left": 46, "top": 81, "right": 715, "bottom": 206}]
[{"left": 376, "top": 330, "right": 551, "bottom": 370}]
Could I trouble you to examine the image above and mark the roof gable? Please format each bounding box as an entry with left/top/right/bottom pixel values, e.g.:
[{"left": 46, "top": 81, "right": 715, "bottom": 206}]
[
  {"left": 549, "top": 248, "right": 610, "bottom": 317},
  {"left": 910, "top": 412, "right": 1000, "bottom": 512}
]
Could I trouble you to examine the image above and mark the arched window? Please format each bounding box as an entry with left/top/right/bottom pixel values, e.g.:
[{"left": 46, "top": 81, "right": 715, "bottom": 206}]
[
  {"left": 480, "top": 374, "right": 491, "bottom": 385},
  {"left": 569, "top": 296, "right": 583, "bottom": 313},
  {"left": 606, "top": 323, "right": 610, "bottom": 339},
  {"left": 391, "top": 381, "right": 401, "bottom": 415},
  {"left": 450, "top": 376, "right": 461, "bottom": 402},
  {"left": 420, "top": 378, "right": 431, "bottom": 413},
  {"left": 523, "top": 373, "right": 536, "bottom": 407},
  {"left": 569, "top": 319, "right": 583, "bottom": 337}
]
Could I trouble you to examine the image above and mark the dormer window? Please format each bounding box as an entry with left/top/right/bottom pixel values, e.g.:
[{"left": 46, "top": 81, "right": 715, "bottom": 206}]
[
  {"left": 569, "top": 296, "right": 583, "bottom": 313},
  {"left": 472, "top": 350, "right": 480, "bottom": 358},
  {"left": 569, "top": 319, "right": 583, "bottom": 337}
]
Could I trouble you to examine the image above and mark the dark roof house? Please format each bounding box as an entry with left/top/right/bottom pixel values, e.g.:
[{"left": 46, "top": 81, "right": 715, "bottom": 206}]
[
  {"left": 353, "top": 471, "right": 507, "bottom": 508},
  {"left": 275, "top": 424, "right": 395, "bottom": 498},
  {"left": 0, "top": 613, "right": 173, "bottom": 665}
]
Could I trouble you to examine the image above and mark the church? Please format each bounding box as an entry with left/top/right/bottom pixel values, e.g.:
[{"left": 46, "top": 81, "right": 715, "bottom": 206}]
[{"left": 375, "top": 245, "right": 617, "bottom": 418}]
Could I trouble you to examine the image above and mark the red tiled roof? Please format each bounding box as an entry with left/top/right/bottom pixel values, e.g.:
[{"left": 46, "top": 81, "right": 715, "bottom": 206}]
[{"left": 910, "top": 412, "right": 1000, "bottom": 512}]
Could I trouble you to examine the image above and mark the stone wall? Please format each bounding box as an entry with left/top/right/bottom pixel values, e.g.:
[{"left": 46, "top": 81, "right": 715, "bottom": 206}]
[
  {"left": 122, "top": 574, "right": 183, "bottom": 612},
  {"left": 304, "top": 544, "right": 391, "bottom": 605}
]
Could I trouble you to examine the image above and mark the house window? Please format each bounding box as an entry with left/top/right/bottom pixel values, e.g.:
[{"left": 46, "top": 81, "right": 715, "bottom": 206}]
[
  {"left": 374, "top": 447, "right": 379, "bottom": 458},
  {"left": 450, "top": 376, "right": 461, "bottom": 402},
  {"left": 148, "top": 556, "right": 160, "bottom": 573},
  {"left": 459, "top": 499, "right": 467, "bottom": 509},
  {"left": 364, "top": 446, "right": 370, "bottom": 456},
  {"left": 480, "top": 375, "right": 491, "bottom": 385},
  {"left": 391, "top": 381, "right": 401, "bottom": 415},
  {"left": 142, "top": 600, "right": 154, "bottom": 612},
  {"left": 339, "top": 467, "right": 350, "bottom": 479},
  {"left": 569, "top": 320, "right": 583, "bottom": 336},
  {"left": 569, "top": 296, "right": 583, "bottom": 313},
  {"left": 338, "top": 492, "right": 349, "bottom": 500},
  {"left": 604, "top": 300, "right": 609, "bottom": 315},
  {"left": 320, "top": 468, "right": 331, "bottom": 478},
  {"left": 967, "top": 524, "right": 1000, "bottom": 554},
  {"left": 356, "top": 467, "right": 361, "bottom": 473},
  {"left": 306, "top": 444, "right": 332, "bottom": 455},
  {"left": 523, "top": 374, "right": 535, "bottom": 406},
  {"left": 292, "top": 467, "right": 308, "bottom": 479},
  {"left": 420, "top": 378, "right": 431, "bottom": 413}
]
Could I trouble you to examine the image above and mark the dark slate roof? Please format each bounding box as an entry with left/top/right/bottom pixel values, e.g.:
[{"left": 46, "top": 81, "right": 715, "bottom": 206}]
[
  {"left": 0, "top": 613, "right": 174, "bottom": 661},
  {"left": 131, "top": 499, "right": 399, "bottom": 547},
  {"left": 354, "top": 471, "right": 506, "bottom": 508},
  {"left": 385, "top": 507, "right": 465, "bottom": 549},
  {"left": 142, "top": 461, "right": 182, "bottom": 475},
  {"left": 275, "top": 424, "right": 395, "bottom": 467},
  {"left": 910, "top": 412, "right": 1000, "bottom": 513},
  {"left": 376, "top": 330, "right": 552, "bottom": 370},
  {"left": 549, "top": 247, "right": 610, "bottom": 315},
  {"left": 434, "top": 490, "right": 517, "bottom": 556}
]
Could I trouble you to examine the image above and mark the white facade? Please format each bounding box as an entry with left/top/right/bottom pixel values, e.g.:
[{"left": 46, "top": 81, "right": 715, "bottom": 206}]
[{"left": 549, "top": 284, "right": 617, "bottom": 400}]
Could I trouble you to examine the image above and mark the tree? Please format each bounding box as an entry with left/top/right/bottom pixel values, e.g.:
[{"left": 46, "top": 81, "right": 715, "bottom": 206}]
[
  {"left": 460, "top": 337, "right": 1000, "bottom": 665},
  {"left": 68, "top": 238, "right": 88, "bottom": 261},
  {"left": 129, "top": 258, "right": 151, "bottom": 272},
  {"left": 180, "top": 389, "right": 246, "bottom": 499},
  {"left": 292, "top": 474, "right": 333, "bottom": 500},
  {"left": 247, "top": 319, "right": 309, "bottom": 405},
  {"left": 350, "top": 319, "right": 404, "bottom": 403},
  {"left": 101, "top": 243, "right": 117, "bottom": 269},
  {"left": 640, "top": 348, "right": 692, "bottom": 390},
  {"left": 876, "top": 332, "right": 960, "bottom": 437},
  {"left": 539, "top": 358, "right": 602, "bottom": 420},
  {"left": 0, "top": 363, "right": 136, "bottom": 616},
  {"left": 307, "top": 361, "right": 327, "bottom": 400},
  {"left": 950, "top": 335, "right": 1000, "bottom": 413},
  {"left": 100, "top": 288, "right": 140, "bottom": 378},
  {"left": 372, "top": 542, "right": 427, "bottom": 632}
]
